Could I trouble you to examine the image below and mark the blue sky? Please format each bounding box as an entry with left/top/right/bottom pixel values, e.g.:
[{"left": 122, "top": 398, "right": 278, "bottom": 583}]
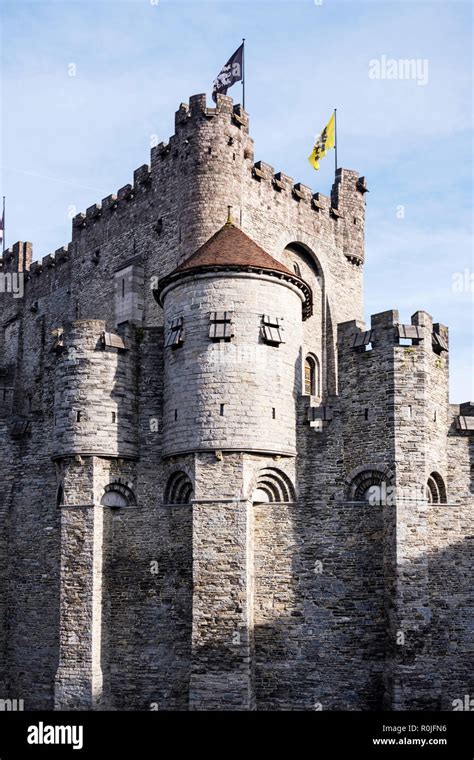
[{"left": 1, "top": 0, "right": 472, "bottom": 401}]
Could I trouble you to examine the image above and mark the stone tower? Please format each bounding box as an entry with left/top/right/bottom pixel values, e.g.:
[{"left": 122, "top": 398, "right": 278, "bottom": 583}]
[
  {"left": 155, "top": 219, "right": 311, "bottom": 708},
  {"left": 0, "top": 93, "right": 471, "bottom": 711}
]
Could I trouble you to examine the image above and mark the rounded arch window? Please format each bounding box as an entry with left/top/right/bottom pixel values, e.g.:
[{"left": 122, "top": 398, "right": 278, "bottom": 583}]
[
  {"left": 164, "top": 471, "right": 193, "bottom": 505},
  {"left": 284, "top": 242, "right": 322, "bottom": 280},
  {"left": 426, "top": 472, "right": 447, "bottom": 504},
  {"left": 349, "top": 469, "right": 390, "bottom": 505},
  {"left": 251, "top": 467, "right": 296, "bottom": 504},
  {"left": 304, "top": 355, "right": 318, "bottom": 396},
  {"left": 101, "top": 483, "right": 136, "bottom": 508}
]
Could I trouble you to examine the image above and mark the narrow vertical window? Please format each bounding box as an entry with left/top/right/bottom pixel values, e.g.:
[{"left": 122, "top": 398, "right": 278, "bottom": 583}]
[
  {"left": 426, "top": 472, "right": 447, "bottom": 504},
  {"left": 304, "top": 356, "right": 317, "bottom": 396},
  {"left": 220, "top": 403, "right": 225, "bottom": 416}
]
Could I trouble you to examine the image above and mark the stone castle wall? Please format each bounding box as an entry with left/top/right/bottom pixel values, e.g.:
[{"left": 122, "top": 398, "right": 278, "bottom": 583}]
[{"left": 0, "top": 93, "right": 471, "bottom": 711}]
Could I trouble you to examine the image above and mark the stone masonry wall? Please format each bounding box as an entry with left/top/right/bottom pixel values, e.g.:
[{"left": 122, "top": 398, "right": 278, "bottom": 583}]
[
  {"left": 161, "top": 272, "right": 304, "bottom": 457},
  {"left": 0, "top": 92, "right": 471, "bottom": 711}
]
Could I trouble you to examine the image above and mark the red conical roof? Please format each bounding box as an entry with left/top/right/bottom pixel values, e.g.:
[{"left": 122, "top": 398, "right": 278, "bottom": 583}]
[
  {"left": 155, "top": 221, "right": 313, "bottom": 319},
  {"left": 173, "top": 222, "right": 294, "bottom": 276}
]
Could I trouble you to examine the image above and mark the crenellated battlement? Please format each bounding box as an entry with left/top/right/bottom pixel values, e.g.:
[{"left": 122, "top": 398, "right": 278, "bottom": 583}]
[
  {"left": 173, "top": 92, "right": 249, "bottom": 132},
  {"left": 336, "top": 307, "right": 453, "bottom": 520},
  {"left": 338, "top": 308, "right": 449, "bottom": 356},
  {"left": 71, "top": 164, "right": 151, "bottom": 238},
  {"left": 1, "top": 93, "right": 368, "bottom": 323},
  {"left": 27, "top": 244, "right": 72, "bottom": 277},
  {"left": 68, "top": 94, "right": 365, "bottom": 254},
  {"left": 0, "top": 242, "right": 73, "bottom": 281},
  {"left": 70, "top": 95, "right": 250, "bottom": 239},
  {"left": 1, "top": 241, "right": 33, "bottom": 273},
  {"left": 249, "top": 158, "right": 346, "bottom": 216},
  {"left": 0, "top": 241, "right": 75, "bottom": 313},
  {"left": 455, "top": 401, "right": 474, "bottom": 434}
]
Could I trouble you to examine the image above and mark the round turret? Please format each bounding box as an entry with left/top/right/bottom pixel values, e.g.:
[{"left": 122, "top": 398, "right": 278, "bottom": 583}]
[
  {"left": 155, "top": 222, "right": 312, "bottom": 458},
  {"left": 52, "top": 320, "right": 137, "bottom": 459}
]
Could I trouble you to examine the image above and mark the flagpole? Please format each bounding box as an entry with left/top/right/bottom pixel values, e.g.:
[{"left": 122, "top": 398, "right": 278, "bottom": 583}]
[
  {"left": 2, "top": 196, "right": 5, "bottom": 254},
  {"left": 334, "top": 108, "right": 338, "bottom": 174},
  {"left": 241, "top": 38, "right": 246, "bottom": 110}
]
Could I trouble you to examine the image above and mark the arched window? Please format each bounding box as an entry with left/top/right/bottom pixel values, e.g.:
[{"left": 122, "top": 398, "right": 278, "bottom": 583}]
[
  {"left": 164, "top": 471, "right": 193, "bottom": 505},
  {"left": 285, "top": 243, "right": 321, "bottom": 280},
  {"left": 348, "top": 469, "right": 390, "bottom": 505},
  {"left": 101, "top": 482, "right": 136, "bottom": 508},
  {"left": 304, "top": 355, "right": 318, "bottom": 396},
  {"left": 426, "top": 472, "right": 447, "bottom": 504},
  {"left": 251, "top": 468, "right": 296, "bottom": 504}
]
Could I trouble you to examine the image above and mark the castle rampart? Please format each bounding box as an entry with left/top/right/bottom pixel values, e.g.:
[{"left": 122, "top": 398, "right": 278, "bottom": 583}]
[{"left": 0, "top": 93, "right": 471, "bottom": 712}]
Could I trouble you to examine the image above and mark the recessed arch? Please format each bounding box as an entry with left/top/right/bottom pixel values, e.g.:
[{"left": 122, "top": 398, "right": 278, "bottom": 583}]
[
  {"left": 426, "top": 471, "right": 447, "bottom": 504},
  {"left": 348, "top": 468, "right": 392, "bottom": 504},
  {"left": 101, "top": 482, "right": 136, "bottom": 508},
  {"left": 251, "top": 467, "right": 296, "bottom": 504},
  {"left": 284, "top": 241, "right": 323, "bottom": 282},
  {"left": 164, "top": 470, "right": 194, "bottom": 505},
  {"left": 283, "top": 239, "right": 329, "bottom": 394}
]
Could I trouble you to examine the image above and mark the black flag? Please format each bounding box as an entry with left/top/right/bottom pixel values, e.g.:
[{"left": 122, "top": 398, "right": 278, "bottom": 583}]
[{"left": 212, "top": 43, "right": 244, "bottom": 103}]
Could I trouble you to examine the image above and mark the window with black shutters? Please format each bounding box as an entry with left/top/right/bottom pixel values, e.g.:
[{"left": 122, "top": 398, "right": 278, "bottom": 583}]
[
  {"left": 261, "top": 315, "right": 283, "bottom": 345},
  {"left": 165, "top": 317, "right": 185, "bottom": 348},
  {"left": 209, "top": 311, "right": 234, "bottom": 341}
]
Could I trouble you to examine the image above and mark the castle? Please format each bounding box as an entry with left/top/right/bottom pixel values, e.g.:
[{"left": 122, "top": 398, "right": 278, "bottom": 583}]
[{"left": 0, "top": 93, "right": 472, "bottom": 711}]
